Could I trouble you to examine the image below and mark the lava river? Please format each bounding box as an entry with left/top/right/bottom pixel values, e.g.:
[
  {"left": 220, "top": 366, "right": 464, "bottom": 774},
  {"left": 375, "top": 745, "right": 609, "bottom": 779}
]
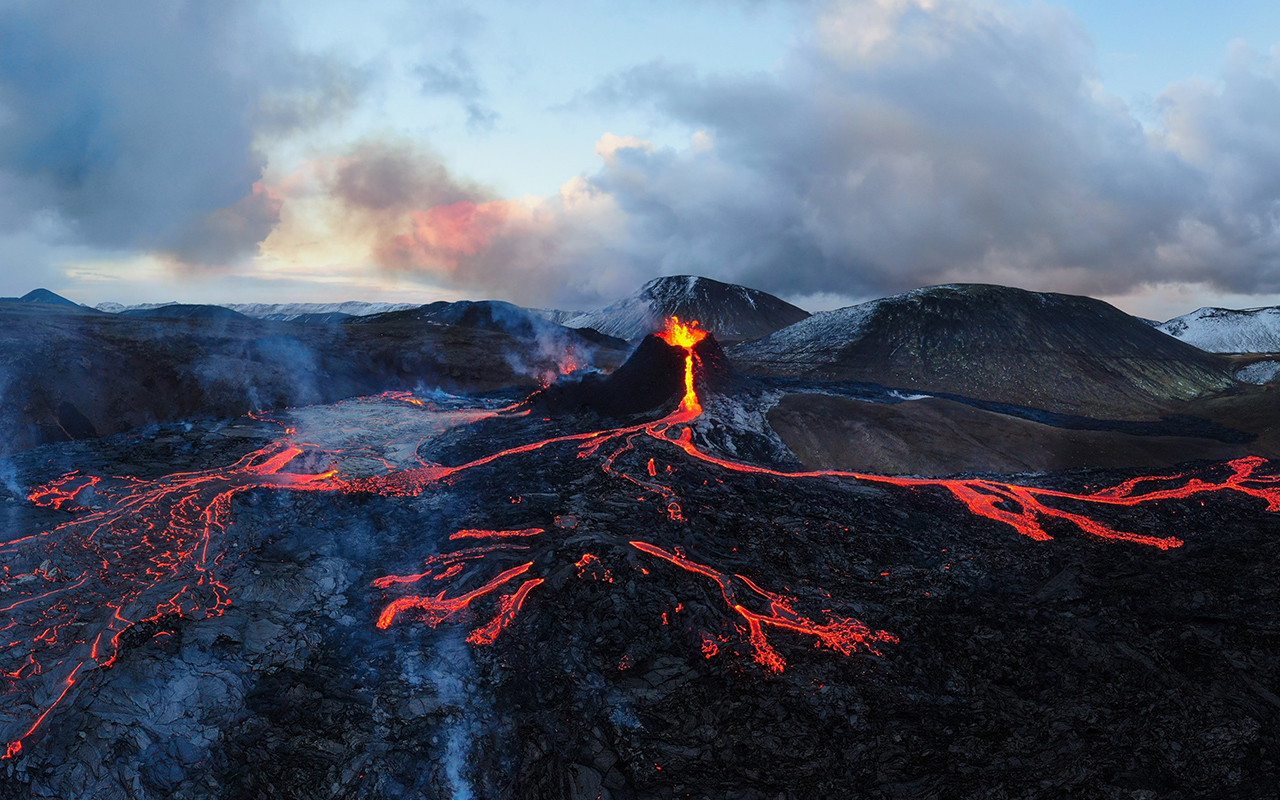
[{"left": 4, "top": 317, "right": 1280, "bottom": 759}]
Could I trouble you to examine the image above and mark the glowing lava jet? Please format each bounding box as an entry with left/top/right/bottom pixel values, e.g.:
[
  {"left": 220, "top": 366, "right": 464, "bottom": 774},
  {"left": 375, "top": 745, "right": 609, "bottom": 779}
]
[
  {"left": 656, "top": 316, "right": 708, "bottom": 421},
  {"left": 5, "top": 315, "right": 1280, "bottom": 758}
]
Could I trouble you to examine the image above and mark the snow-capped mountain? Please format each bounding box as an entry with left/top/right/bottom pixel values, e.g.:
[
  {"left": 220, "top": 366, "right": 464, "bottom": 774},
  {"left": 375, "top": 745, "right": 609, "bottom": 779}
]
[
  {"left": 95, "top": 301, "right": 417, "bottom": 320},
  {"left": 562, "top": 275, "right": 809, "bottom": 342},
  {"left": 1158, "top": 307, "right": 1280, "bottom": 353},
  {"left": 96, "top": 302, "right": 169, "bottom": 313},
  {"left": 226, "top": 301, "right": 419, "bottom": 320}
]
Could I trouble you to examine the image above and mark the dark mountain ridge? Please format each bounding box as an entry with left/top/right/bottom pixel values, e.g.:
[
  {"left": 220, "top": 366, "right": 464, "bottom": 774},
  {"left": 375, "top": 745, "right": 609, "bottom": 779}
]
[
  {"left": 0, "top": 288, "right": 101, "bottom": 313},
  {"left": 731, "top": 284, "right": 1236, "bottom": 418},
  {"left": 353, "top": 299, "right": 626, "bottom": 348},
  {"left": 118, "top": 304, "right": 251, "bottom": 320}
]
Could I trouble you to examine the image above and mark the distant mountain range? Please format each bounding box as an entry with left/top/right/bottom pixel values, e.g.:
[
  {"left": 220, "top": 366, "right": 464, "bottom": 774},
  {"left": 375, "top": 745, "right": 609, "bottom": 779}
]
[
  {"left": 9, "top": 278, "right": 1280, "bottom": 456},
  {"left": 350, "top": 300, "right": 626, "bottom": 348},
  {"left": 97, "top": 300, "right": 419, "bottom": 320},
  {"left": 10, "top": 286, "right": 1279, "bottom": 359},
  {"left": 91, "top": 276, "right": 810, "bottom": 344},
  {"left": 118, "top": 304, "right": 249, "bottom": 320},
  {"left": 1157, "top": 306, "right": 1280, "bottom": 353}
]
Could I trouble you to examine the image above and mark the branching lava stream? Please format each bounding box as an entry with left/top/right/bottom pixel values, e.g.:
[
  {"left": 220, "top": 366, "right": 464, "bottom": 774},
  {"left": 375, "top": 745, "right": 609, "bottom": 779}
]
[{"left": 3, "top": 316, "right": 1279, "bottom": 758}]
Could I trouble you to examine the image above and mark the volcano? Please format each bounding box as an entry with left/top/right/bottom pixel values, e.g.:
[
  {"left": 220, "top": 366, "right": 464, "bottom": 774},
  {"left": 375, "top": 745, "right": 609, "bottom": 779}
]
[
  {"left": 563, "top": 275, "right": 810, "bottom": 343},
  {"left": 534, "top": 320, "right": 734, "bottom": 417},
  {"left": 731, "top": 283, "right": 1236, "bottom": 418}
]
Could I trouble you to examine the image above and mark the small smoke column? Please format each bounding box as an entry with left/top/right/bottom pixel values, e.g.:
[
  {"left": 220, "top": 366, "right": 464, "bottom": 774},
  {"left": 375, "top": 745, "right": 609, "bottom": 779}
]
[
  {"left": 501, "top": 310, "right": 604, "bottom": 386},
  {"left": 0, "top": 367, "right": 23, "bottom": 500},
  {"left": 424, "top": 631, "right": 484, "bottom": 799}
]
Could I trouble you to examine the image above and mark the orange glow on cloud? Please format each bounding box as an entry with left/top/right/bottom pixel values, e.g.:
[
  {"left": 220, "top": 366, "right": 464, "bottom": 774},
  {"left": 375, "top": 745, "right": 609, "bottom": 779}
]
[{"left": 384, "top": 200, "right": 513, "bottom": 271}]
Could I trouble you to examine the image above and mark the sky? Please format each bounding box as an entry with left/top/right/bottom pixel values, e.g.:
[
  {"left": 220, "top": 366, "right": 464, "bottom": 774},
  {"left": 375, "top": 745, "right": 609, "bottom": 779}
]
[{"left": 1, "top": 0, "right": 1279, "bottom": 320}]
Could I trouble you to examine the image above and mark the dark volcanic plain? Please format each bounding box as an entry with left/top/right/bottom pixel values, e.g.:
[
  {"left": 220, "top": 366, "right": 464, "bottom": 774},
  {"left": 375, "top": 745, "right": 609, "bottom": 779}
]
[{"left": 1, "top": 287, "right": 1279, "bottom": 799}]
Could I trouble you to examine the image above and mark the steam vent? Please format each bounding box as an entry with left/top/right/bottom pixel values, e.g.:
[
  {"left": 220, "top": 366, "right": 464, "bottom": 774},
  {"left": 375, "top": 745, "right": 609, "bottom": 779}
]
[{"left": 4, "top": 280, "right": 1280, "bottom": 799}]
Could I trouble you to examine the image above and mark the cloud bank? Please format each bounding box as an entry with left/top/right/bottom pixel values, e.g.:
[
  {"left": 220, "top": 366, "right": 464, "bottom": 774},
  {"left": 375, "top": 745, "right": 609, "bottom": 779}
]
[
  {"left": 338, "top": 0, "right": 1280, "bottom": 307},
  {"left": 0, "top": 0, "right": 360, "bottom": 270},
  {"left": 4, "top": 0, "right": 1280, "bottom": 310}
]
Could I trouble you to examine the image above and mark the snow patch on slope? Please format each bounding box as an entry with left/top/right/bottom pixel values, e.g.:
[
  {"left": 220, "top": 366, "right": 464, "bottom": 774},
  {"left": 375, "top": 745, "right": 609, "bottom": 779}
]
[{"left": 1235, "top": 361, "right": 1280, "bottom": 384}]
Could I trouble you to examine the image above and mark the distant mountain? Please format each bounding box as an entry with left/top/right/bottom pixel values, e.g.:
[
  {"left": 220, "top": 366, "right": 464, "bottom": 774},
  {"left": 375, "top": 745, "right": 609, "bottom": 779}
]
[
  {"left": 18, "top": 288, "right": 81, "bottom": 307},
  {"left": 562, "top": 276, "right": 809, "bottom": 343},
  {"left": 96, "top": 302, "right": 167, "bottom": 313},
  {"left": 352, "top": 300, "right": 626, "bottom": 347},
  {"left": 731, "top": 284, "right": 1236, "bottom": 418},
  {"left": 225, "top": 301, "right": 419, "bottom": 320},
  {"left": 280, "top": 312, "right": 353, "bottom": 324},
  {"left": 354, "top": 300, "right": 554, "bottom": 336},
  {"left": 1158, "top": 306, "right": 1280, "bottom": 353},
  {"left": 0, "top": 302, "right": 631, "bottom": 452},
  {"left": 0, "top": 289, "right": 102, "bottom": 314},
  {"left": 97, "top": 301, "right": 417, "bottom": 320},
  {"left": 118, "top": 304, "right": 250, "bottom": 321}
]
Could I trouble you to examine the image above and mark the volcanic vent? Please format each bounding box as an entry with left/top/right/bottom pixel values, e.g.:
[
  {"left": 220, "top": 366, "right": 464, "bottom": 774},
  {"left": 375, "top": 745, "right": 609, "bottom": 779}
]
[{"left": 533, "top": 318, "right": 734, "bottom": 417}]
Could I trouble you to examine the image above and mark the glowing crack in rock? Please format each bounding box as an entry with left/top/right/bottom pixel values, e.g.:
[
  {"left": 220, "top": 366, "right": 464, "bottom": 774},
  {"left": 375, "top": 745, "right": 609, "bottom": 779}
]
[{"left": 4, "top": 318, "right": 1280, "bottom": 757}]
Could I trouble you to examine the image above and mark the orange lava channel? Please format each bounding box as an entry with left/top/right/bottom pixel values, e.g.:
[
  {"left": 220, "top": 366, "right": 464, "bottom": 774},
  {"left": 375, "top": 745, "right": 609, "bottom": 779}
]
[{"left": 631, "top": 541, "right": 897, "bottom": 673}]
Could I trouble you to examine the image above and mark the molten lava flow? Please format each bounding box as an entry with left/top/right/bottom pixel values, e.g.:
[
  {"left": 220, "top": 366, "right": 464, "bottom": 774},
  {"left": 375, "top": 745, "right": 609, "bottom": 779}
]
[
  {"left": 449, "top": 528, "right": 543, "bottom": 540},
  {"left": 575, "top": 553, "right": 613, "bottom": 582},
  {"left": 466, "top": 578, "right": 544, "bottom": 645},
  {"left": 701, "top": 633, "right": 719, "bottom": 659},
  {"left": 375, "top": 562, "right": 534, "bottom": 630},
  {"left": 660, "top": 428, "right": 1280, "bottom": 549},
  {"left": 1, "top": 442, "right": 347, "bottom": 757},
  {"left": 631, "top": 541, "right": 898, "bottom": 673},
  {"left": 8, "top": 314, "right": 1280, "bottom": 756}
]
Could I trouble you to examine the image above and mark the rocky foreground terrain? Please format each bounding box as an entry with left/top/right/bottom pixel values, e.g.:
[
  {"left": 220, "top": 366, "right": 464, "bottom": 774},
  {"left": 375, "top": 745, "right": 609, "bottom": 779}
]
[{"left": 1, "top": 330, "right": 1278, "bottom": 799}]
